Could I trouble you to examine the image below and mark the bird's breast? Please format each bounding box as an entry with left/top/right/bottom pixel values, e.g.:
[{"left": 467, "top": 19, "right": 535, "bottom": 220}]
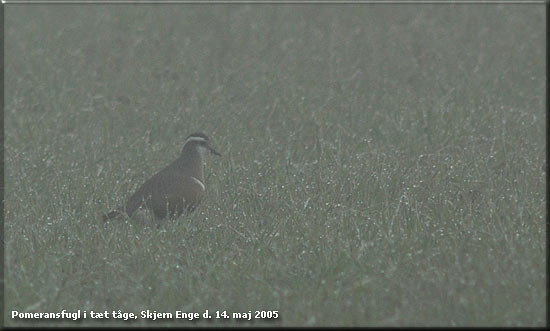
[{"left": 190, "top": 176, "right": 205, "bottom": 191}]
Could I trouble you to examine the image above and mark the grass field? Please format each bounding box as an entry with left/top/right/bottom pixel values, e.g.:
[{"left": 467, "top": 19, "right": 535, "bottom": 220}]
[{"left": 4, "top": 3, "right": 545, "bottom": 327}]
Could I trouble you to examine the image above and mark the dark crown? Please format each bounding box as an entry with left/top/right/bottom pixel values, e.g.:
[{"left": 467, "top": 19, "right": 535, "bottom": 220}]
[{"left": 185, "top": 132, "right": 210, "bottom": 141}]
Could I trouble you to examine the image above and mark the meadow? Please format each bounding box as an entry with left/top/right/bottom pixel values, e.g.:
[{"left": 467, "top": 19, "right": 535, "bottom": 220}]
[{"left": 4, "top": 4, "right": 545, "bottom": 326}]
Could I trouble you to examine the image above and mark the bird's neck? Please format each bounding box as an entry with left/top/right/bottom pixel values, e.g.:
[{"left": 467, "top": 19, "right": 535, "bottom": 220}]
[{"left": 174, "top": 147, "right": 204, "bottom": 181}]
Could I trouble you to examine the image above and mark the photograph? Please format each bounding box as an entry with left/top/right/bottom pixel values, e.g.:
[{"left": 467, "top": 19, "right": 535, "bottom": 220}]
[{"left": 3, "top": 1, "right": 545, "bottom": 327}]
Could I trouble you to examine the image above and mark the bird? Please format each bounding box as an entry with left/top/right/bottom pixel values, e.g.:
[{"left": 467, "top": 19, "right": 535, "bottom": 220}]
[{"left": 103, "top": 132, "right": 221, "bottom": 223}]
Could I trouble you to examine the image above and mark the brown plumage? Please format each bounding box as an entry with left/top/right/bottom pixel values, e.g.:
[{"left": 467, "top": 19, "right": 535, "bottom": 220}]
[{"left": 103, "top": 132, "right": 220, "bottom": 223}]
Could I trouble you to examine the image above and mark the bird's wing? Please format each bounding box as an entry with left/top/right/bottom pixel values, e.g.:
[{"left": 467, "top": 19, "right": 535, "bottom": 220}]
[
  {"left": 149, "top": 171, "right": 205, "bottom": 218},
  {"left": 124, "top": 175, "right": 156, "bottom": 216}
]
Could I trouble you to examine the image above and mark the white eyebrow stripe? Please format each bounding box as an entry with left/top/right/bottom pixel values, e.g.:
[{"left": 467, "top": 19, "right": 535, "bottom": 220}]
[
  {"left": 190, "top": 176, "right": 205, "bottom": 191},
  {"left": 185, "top": 136, "right": 207, "bottom": 144}
]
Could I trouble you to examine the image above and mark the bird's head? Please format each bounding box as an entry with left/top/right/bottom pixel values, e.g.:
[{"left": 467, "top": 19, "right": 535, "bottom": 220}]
[{"left": 183, "top": 132, "right": 221, "bottom": 157}]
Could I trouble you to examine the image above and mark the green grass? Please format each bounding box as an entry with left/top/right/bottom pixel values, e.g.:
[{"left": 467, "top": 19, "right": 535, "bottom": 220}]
[{"left": 4, "top": 4, "right": 545, "bottom": 327}]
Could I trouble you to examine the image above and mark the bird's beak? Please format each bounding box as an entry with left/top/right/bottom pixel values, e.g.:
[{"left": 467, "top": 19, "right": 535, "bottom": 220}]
[{"left": 207, "top": 144, "right": 221, "bottom": 156}]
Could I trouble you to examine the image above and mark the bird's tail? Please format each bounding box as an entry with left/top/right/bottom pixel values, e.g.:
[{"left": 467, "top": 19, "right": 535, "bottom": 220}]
[{"left": 103, "top": 208, "right": 125, "bottom": 222}]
